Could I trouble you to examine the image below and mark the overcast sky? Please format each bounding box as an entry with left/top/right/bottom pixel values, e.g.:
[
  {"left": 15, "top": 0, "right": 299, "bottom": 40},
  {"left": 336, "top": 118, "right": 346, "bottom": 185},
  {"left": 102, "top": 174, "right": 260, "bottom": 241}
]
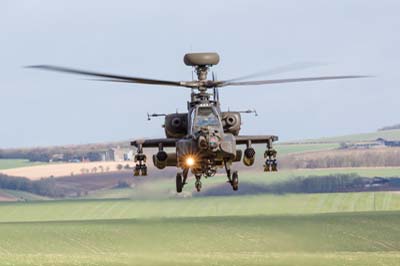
[{"left": 1, "top": 0, "right": 399, "bottom": 148}]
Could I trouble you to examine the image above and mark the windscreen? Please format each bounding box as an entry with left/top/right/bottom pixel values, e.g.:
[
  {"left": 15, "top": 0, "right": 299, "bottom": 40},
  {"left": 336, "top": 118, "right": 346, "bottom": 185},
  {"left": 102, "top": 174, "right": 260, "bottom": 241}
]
[{"left": 192, "top": 107, "right": 221, "bottom": 131}]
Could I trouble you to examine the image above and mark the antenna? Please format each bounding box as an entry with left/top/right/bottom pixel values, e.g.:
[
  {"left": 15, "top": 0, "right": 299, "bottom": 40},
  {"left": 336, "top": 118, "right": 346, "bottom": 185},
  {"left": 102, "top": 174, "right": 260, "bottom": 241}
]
[
  {"left": 237, "top": 109, "right": 258, "bottom": 117},
  {"left": 147, "top": 113, "right": 167, "bottom": 120}
]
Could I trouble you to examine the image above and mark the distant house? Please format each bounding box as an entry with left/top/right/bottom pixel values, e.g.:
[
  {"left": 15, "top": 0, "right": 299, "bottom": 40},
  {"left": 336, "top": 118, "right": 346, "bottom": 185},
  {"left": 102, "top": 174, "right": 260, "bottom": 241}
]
[
  {"left": 99, "top": 150, "right": 111, "bottom": 161},
  {"left": 49, "top": 153, "right": 64, "bottom": 162},
  {"left": 124, "top": 150, "right": 134, "bottom": 161},
  {"left": 376, "top": 138, "right": 400, "bottom": 147},
  {"left": 100, "top": 147, "right": 134, "bottom": 161},
  {"left": 342, "top": 141, "right": 384, "bottom": 149},
  {"left": 112, "top": 147, "right": 125, "bottom": 162}
]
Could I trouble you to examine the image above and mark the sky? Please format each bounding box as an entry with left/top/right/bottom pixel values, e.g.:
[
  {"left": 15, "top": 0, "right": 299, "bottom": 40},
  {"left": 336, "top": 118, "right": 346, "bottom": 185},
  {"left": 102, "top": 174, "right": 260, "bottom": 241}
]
[{"left": 0, "top": 0, "right": 399, "bottom": 148}]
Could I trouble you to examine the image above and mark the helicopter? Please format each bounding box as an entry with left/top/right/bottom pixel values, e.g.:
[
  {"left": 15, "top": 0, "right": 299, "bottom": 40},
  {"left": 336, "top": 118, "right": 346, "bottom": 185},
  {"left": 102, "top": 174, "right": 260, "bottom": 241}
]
[{"left": 29, "top": 52, "right": 368, "bottom": 193}]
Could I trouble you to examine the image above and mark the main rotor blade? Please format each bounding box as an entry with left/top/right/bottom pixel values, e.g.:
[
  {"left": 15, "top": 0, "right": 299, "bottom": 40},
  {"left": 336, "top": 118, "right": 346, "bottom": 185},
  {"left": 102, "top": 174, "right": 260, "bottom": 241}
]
[
  {"left": 218, "top": 75, "right": 370, "bottom": 87},
  {"left": 27, "top": 65, "right": 186, "bottom": 87},
  {"left": 223, "top": 62, "right": 327, "bottom": 83}
]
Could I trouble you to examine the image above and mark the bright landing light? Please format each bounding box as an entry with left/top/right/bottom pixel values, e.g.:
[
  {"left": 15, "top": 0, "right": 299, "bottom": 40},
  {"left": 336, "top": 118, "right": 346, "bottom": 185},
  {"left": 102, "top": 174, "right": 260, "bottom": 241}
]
[{"left": 185, "top": 157, "right": 195, "bottom": 167}]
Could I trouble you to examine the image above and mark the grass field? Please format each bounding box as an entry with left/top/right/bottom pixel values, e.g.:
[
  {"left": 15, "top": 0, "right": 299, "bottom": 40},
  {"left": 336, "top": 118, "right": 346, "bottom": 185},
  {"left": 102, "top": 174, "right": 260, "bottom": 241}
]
[
  {"left": 301, "top": 129, "right": 400, "bottom": 143},
  {"left": 0, "top": 159, "right": 44, "bottom": 170},
  {"left": 254, "top": 142, "right": 340, "bottom": 156},
  {"left": 0, "top": 192, "right": 400, "bottom": 222},
  {"left": 0, "top": 193, "right": 400, "bottom": 265},
  {"left": 0, "top": 189, "right": 50, "bottom": 202},
  {"left": 276, "top": 142, "right": 340, "bottom": 154}
]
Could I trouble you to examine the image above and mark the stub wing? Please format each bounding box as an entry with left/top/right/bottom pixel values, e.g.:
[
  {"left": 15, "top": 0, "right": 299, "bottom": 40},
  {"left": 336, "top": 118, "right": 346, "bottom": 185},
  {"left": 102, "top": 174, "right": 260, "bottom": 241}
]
[
  {"left": 131, "top": 138, "right": 178, "bottom": 148},
  {"left": 235, "top": 135, "right": 278, "bottom": 145}
]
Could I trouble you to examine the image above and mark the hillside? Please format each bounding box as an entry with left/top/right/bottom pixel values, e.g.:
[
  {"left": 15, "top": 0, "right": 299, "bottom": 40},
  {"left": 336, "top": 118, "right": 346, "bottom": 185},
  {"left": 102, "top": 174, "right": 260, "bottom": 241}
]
[
  {"left": 1, "top": 129, "right": 400, "bottom": 201},
  {"left": 379, "top": 123, "right": 400, "bottom": 131}
]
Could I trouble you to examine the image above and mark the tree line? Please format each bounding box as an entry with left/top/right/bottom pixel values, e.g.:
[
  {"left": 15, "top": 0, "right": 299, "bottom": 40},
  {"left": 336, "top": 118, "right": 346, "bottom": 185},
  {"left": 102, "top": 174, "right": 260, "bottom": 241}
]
[
  {"left": 0, "top": 174, "right": 65, "bottom": 197},
  {"left": 266, "top": 174, "right": 373, "bottom": 194},
  {"left": 202, "top": 174, "right": 400, "bottom": 196},
  {"left": 0, "top": 149, "right": 104, "bottom": 162}
]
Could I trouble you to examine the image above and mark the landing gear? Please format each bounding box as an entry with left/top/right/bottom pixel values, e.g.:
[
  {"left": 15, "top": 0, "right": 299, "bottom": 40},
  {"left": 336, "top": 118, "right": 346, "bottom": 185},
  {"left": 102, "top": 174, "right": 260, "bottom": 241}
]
[
  {"left": 264, "top": 139, "right": 278, "bottom": 172},
  {"left": 195, "top": 174, "right": 202, "bottom": 192},
  {"left": 176, "top": 168, "right": 189, "bottom": 193},
  {"left": 224, "top": 161, "right": 239, "bottom": 191},
  {"left": 134, "top": 144, "right": 147, "bottom": 176},
  {"left": 231, "top": 171, "right": 239, "bottom": 191},
  {"left": 176, "top": 173, "right": 183, "bottom": 193},
  {"left": 134, "top": 167, "right": 139, "bottom": 176}
]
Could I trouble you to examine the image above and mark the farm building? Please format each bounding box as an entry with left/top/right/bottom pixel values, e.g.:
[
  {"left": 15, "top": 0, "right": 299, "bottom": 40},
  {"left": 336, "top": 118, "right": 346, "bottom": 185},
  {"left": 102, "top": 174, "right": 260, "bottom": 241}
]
[
  {"left": 100, "top": 147, "right": 133, "bottom": 162},
  {"left": 376, "top": 138, "right": 400, "bottom": 147}
]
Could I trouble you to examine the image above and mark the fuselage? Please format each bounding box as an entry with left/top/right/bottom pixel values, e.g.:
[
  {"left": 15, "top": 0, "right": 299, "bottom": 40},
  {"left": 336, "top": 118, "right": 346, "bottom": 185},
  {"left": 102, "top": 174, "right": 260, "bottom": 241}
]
[{"left": 175, "top": 103, "right": 237, "bottom": 176}]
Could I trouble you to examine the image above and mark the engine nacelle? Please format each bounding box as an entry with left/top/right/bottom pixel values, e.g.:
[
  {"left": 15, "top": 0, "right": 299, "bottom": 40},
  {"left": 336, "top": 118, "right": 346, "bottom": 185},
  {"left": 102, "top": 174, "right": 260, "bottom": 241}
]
[
  {"left": 164, "top": 113, "right": 188, "bottom": 138},
  {"left": 243, "top": 147, "right": 256, "bottom": 166},
  {"left": 221, "top": 112, "right": 241, "bottom": 136}
]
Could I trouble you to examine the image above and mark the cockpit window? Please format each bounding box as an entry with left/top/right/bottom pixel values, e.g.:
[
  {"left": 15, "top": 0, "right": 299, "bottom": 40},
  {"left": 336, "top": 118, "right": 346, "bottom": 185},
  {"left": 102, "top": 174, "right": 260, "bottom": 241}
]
[{"left": 192, "top": 107, "right": 220, "bottom": 131}]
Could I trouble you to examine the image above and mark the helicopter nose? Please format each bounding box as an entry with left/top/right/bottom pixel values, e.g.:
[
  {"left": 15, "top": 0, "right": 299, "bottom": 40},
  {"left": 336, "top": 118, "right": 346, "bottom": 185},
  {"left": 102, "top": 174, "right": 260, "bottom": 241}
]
[
  {"left": 197, "top": 135, "right": 219, "bottom": 151},
  {"left": 198, "top": 136, "right": 208, "bottom": 150}
]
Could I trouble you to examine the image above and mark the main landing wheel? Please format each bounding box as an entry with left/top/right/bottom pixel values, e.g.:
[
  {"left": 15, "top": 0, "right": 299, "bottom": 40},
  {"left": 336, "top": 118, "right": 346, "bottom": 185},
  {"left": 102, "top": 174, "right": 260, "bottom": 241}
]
[
  {"left": 232, "top": 171, "right": 239, "bottom": 191},
  {"left": 195, "top": 180, "right": 202, "bottom": 192},
  {"left": 176, "top": 173, "right": 183, "bottom": 193}
]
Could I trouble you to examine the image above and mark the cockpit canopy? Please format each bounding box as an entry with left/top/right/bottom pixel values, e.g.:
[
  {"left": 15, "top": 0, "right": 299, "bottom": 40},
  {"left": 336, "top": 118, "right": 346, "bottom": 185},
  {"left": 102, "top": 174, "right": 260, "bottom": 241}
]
[{"left": 191, "top": 106, "right": 222, "bottom": 133}]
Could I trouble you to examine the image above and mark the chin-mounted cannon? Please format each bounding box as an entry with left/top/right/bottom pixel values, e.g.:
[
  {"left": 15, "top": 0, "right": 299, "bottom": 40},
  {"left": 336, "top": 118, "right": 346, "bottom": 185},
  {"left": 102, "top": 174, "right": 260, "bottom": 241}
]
[
  {"left": 134, "top": 143, "right": 147, "bottom": 176},
  {"left": 197, "top": 127, "right": 220, "bottom": 152},
  {"left": 264, "top": 139, "right": 278, "bottom": 172}
]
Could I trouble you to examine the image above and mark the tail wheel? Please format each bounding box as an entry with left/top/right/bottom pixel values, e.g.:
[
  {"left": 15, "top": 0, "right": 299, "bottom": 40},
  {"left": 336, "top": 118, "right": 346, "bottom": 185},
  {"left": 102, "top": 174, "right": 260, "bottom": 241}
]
[
  {"left": 176, "top": 173, "right": 183, "bottom": 193},
  {"left": 232, "top": 171, "right": 239, "bottom": 191}
]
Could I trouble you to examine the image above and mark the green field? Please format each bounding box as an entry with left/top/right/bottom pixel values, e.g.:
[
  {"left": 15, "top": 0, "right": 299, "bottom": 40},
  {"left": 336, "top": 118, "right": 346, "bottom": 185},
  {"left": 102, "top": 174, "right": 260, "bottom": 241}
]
[
  {"left": 251, "top": 142, "right": 340, "bottom": 156},
  {"left": 276, "top": 142, "right": 340, "bottom": 154},
  {"left": 1, "top": 192, "right": 400, "bottom": 222},
  {"left": 0, "top": 212, "right": 399, "bottom": 266},
  {"left": 300, "top": 129, "right": 400, "bottom": 143},
  {"left": 0, "top": 189, "right": 50, "bottom": 201},
  {"left": 0, "top": 193, "right": 400, "bottom": 265},
  {"left": 0, "top": 159, "right": 44, "bottom": 170}
]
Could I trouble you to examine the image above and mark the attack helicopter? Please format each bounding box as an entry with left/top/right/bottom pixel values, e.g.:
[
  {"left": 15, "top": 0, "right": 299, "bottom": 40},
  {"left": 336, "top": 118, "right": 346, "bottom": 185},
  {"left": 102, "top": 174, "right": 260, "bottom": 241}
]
[{"left": 29, "top": 52, "right": 368, "bottom": 192}]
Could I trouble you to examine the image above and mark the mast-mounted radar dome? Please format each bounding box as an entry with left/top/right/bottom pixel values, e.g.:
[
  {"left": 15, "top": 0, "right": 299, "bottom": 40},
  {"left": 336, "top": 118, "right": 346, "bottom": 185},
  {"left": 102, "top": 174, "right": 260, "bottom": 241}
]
[{"left": 183, "top": 52, "right": 220, "bottom": 66}]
